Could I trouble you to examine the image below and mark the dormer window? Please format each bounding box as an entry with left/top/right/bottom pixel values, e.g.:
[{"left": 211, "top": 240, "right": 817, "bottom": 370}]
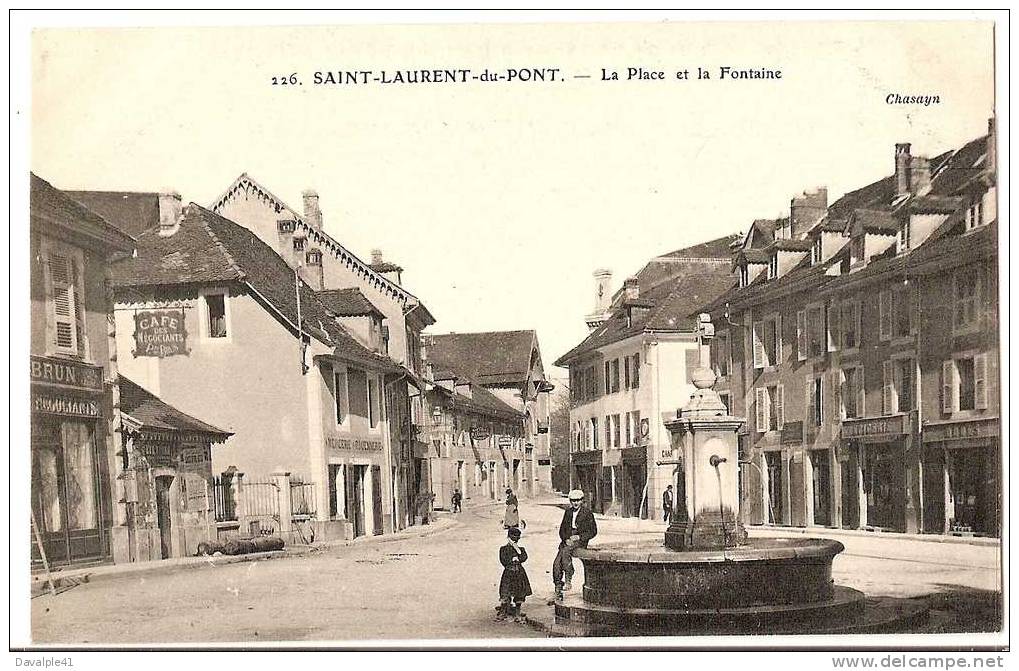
[
  {"left": 306, "top": 249, "right": 322, "bottom": 265},
  {"left": 277, "top": 219, "right": 296, "bottom": 234},
  {"left": 739, "top": 265, "right": 749, "bottom": 288},
  {"left": 897, "top": 221, "right": 911, "bottom": 253},
  {"left": 811, "top": 237, "right": 822, "bottom": 265},
  {"left": 965, "top": 199, "right": 985, "bottom": 230},
  {"left": 768, "top": 254, "right": 778, "bottom": 279},
  {"left": 293, "top": 237, "right": 306, "bottom": 252}
]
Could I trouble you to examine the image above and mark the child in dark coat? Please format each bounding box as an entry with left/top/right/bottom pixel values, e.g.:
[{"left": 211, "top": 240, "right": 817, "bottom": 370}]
[{"left": 496, "top": 526, "right": 532, "bottom": 622}]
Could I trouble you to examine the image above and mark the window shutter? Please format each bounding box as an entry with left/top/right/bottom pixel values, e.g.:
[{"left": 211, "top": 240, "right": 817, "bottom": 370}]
[
  {"left": 755, "top": 387, "right": 768, "bottom": 433},
  {"left": 753, "top": 321, "right": 765, "bottom": 368},
  {"left": 879, "top": 290, "right": 892, "bottom": 341},
  {"left": 855, "top": 301, "right": 863, "bottom": 348},
  {"left": 805, "top": 376, "right": 814, "bottom": 432},
  {"left": 827, "top": 301, "right": 839, "bottom": 351},
  {"left": 974, "top": 354, "right": 988, "bottom": 410},
  {"left": 47, "top": 252, "right": 78, "bottom": 354},
  {"left": 942, "top": 361, "right": 956, "bottom": 414},
  {"left": 882, "top": 361, "right": 894, "bottom": 415},
  {"left": 830, "top": 371, "right": 841, "bottom": 421},
  {"left": 797, "top": 311, "right": 807, "bottom": 361},
  {"left": 775, "top": 385, "right": 785, "bottom": 430},
  {"left": 775, "top": 314, "right": 783, "bottom": 364},
  {"left": 604, "top": 361, "right": 610, "bottom": 395},
  {"left": 857, "top": 366, "right": 866, "bottom": 417}
]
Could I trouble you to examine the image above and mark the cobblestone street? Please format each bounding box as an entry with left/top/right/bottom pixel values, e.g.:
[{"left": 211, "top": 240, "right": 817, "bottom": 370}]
[{"left": 31, "top": 500, "right": 1002, "bottom": 644}]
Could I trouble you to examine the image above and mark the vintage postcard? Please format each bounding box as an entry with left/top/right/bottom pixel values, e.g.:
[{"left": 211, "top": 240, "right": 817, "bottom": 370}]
[{"left": 10, "top": 10, "right": 1007, "bottom": 662}]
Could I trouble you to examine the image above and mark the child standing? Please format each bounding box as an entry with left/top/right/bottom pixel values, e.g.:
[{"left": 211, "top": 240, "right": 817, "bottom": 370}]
[{"left": 496, "top": 526, "right": 532, "bottom": 623}]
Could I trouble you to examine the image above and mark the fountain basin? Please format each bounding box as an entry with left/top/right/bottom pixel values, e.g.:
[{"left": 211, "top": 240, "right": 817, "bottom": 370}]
[{"left": 574, "top": 537, "right": 844, "bottom": 610}]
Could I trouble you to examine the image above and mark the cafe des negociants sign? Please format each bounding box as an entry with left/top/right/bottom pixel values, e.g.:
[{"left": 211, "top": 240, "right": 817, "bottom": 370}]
[{"left": 133, "top": 309, "right": 188, "bottom": 358}]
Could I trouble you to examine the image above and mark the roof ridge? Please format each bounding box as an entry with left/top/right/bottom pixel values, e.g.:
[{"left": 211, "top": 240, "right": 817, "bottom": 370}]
[{"left": 211, "top": 172, "right": 423, "bottom": 306}]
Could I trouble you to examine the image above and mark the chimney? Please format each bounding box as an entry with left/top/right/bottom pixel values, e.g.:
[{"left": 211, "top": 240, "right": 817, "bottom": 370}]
[
  {"left": 987, "top": 117, "right": 996, "bottom": 173},
  {"left": 371, "top": 249, "right": 383, "bottom": 266},
  {"left": 157, "top": 191, "right": 182, "bottom": 237},
  {"left": 302, "top": 189, "right": 322, "bottom": 230},
  {"left": 909, "top": 155, "right": 931, "bottom": 195},
  {"left": 623, "top": 277, "right": 640, "bottom": 301},
  {"left": 895, "top": 143, "right": 912, "bottom": 197},
  {"left": 300, "top": 248, "right": 324, "bottom": 290},
  {"left": 593, "top": 268, "right": 612, "bottom": 312},
  {"left": 790, "top": 187, "right": 828, "bottom": 238}
]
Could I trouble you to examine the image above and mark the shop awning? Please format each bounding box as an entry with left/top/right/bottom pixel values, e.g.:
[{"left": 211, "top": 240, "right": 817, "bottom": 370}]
[{"left": 119, "top": 376, "right": 232, "bottom": 444}]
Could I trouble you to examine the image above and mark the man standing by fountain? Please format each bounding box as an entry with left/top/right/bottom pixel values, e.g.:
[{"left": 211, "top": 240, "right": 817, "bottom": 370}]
[{"left": 550, "top": 489, "right": 598, "bottom": 603}]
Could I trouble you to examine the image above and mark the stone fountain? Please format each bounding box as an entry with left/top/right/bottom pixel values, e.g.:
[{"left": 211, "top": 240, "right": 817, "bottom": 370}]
[{"left": 553, "top": 315, "right": 927, "bottom": 636}]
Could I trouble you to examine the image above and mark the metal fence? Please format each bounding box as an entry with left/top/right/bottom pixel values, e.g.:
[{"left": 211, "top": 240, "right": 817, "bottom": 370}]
[
  {"left": 211, "top": 475, "right": 237, "bottom": 522},
  {"left": 290, "top": 481, "right": 317, "bottom": 518}
]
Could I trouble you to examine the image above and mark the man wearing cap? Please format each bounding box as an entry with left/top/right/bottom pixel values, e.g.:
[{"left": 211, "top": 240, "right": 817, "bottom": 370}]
[{"left": 550, "top": 489, "right": 598, "bottom": 603}]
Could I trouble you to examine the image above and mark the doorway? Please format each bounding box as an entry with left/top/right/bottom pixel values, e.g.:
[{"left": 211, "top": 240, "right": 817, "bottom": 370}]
[
  {"left": 345, "top": 465, "right": 367, "bottom": 538},
  {"left": 764, "top": 451, "right": 783, "bottom": 525},
  {"left": 840, "top": 447, "right": 860, "bottom": 529},
  {"left": 863, "top": 443, "right": 904, "bottom": 530},
  {"left": 371, "top": 465, "right": 384, "bottom": 535},
  {"left": 154, "top": 475, "right": 175, "bottom": 559},
  {"left": 810, "top": 450, "right": 832, "bottom": 526}
]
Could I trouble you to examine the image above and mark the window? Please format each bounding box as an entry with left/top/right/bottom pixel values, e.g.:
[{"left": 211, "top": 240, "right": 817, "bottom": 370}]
[
  {"left": 604, "top": 361, "right": 611, "bottom": 395},
  {"left": 347, "top": 368, "right": 369, "bottom": 419},
  {"left": 278, "top": 219, "right": 296, "bottom": 233},
  {"left": 611, "top": 415, "right": 621, "bottom": 448},
  {"left": 840, "top": 367, "right": 864, "bottom": 419},
  {"left": 624, "top": 412, "right": 632, "bottom": 446},
  {"left": 768, "top": 254, "right": 778, "bottom": 279},
  {"left": 623, "top": 355, "right": 631, "bottom": 389},
  {"left": 805, "top": 376, "right": 823, "bottom": 427},
  {"left": 333, "top": 369, "right": 347, "bottom": 424},
  {"left": 954, "top": 269, "right": 981, "bottom": 331},
  {"left": 328, "top": 464, "right": 341, "bottom": 518},
  {"left": 367, "top": 376, "right": 380, "bottom": 428},
  {"left": 611, "top": 359, "right": 621, "bottom": 393},
  {"left": 893, "top": 287, "right": 912, "bottom": 338},
  {"left": 306, "top": 249, "right": 322, "bottom": 265},
  {"left": 753, "top": 315, "right": 781, "bottom": 368},
  {"left": 841, "top": 300, "right": 860, "bottom": 349},
  {"left": 966, "top": 199, "right": 985, "bottom": 230},
  {"left": 632, "top": 410, "right": 642, "bottom": 443},
  {"left": 740, "top": 265, "right": 749, "bottom": 288},
  {"left": 632, "top": 353, "right": 640, "bottom": 388},
  {"left": 293, "top": 237, "right": 306, "bottom": 252},
  {"left": 811, "top": 237, "right": 822, "bottom": 265},
  {"left": 591, "top": 417, "right": 599, "bottom": 449},
  {"left": 718, "top": 391, "right": 731, "bottom": 414},
  {"left": 604, "top": 415, "right": 611, "bottom": 448},
  {"left": 43, "top": 244, "right": 84, "bottom": 356},
  {"left": 898, "top": 221, "right": 911, "bottom": 253},
  {"left": 826, "top": 301, "right": 839, "bottom": 351},
  {"left": 755, "top": 385, "right": 783, "bottom": 432},
  {"left": 806, "top": 306, "right": 825, "bottom": 357},
  {"left": 883, "top": 359, "right": 915, "bottom": 414},
  {"left": 851, "top": 235, "right": 865, "bottom": 264},
  {"left": 205, "top": 292, "right": 227, "bottom": 338}
]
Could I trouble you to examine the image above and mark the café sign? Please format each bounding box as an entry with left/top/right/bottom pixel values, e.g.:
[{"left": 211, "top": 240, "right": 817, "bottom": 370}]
[{"left": 134, "top": 310, "right": 189, "bottom": 358}]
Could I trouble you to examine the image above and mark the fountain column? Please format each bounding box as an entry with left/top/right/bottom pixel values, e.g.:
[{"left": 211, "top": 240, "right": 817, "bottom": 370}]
[{"left": 662, "top": 314, "right": 747, "bottom": 551}]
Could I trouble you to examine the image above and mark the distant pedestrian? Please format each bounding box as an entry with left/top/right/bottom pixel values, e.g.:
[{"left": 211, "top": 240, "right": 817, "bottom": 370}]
[
  {"left": 451, "top": 488, "right": 462, "bottom": 513},
  {"left": 550, "top": 489, "right": 597, "bottom": 603},
  {"left": 503, "top": 487, "right": 520, "bottom": 529},
  {"left": 496, "top": 526, "right": 532, "bottom": 622},
  {"left": 663, "top": 484, "right": 674, "bottom": 524}
]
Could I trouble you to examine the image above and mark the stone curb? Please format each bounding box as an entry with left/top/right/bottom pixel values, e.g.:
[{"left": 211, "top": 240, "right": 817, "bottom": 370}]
[{"left": 32, "top": 510, "right": 480, "bottom": 594}]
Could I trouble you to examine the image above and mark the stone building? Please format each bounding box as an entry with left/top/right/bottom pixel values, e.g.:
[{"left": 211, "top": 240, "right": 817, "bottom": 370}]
[
  {"left": 109, "top": 203, "right": 403, "bottom": 542},
  {"left": 555, "top": 237, "right": 737, "bottom": 519},
  {"left": 701, "top": 121, "right": 999, "bottom": 537},
  {"left": 209, "top": 175, "right": 436, "bottom": 529},
  {"left": 425, "top": 330, "right": 555, "bottom": 502},
  {"left": 29, "top": 174, "right": 136, "bottom": 568}
]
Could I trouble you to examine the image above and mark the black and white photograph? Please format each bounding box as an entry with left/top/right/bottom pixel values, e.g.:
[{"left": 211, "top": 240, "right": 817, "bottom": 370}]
[{"left": 9, "top": 10, "right": 1008, "bottom": 662}]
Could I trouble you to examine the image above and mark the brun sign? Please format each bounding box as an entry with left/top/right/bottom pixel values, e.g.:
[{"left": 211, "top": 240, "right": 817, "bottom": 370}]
[
  {"left": 30, "top": 355, "right": 103, "bottom": 391},
  {"left": 923, "top": 419, "right": 998, "bottom": 443},
  {"left": 134, "top": 310, "right": 188, "bottom": 358}
]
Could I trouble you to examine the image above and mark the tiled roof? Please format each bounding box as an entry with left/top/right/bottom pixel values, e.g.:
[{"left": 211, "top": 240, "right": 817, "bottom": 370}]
[
  {"left": 555, "top": 268, "right": 734, "bottom": 366},
  {"left": 661, "top": 234, "right": 740, "bottom": 259},
  {"left": 30, "top": 174, "right": 136, "bottom": 253},
  {"left": 428, "top": 331, "right": 537, "bottom": 386},
  {"left": 432, "top": 373, "right": 524, "bottom": 421},
  {"left": 370, "top": 261, "right": 403, "bottom": 273},
  {"left": 317, "top": 288, "right": 384, "bottom": 317},
  {"left": 66, "top": 190, "right": 162, "bottom": 237},
  {"left": 772, "top": 238, "right": 813, "bottom": 252},
  {"left": 119, "top": 375, "right": 231, "bottom": 440},
  {"left": 850, "top": 208, "right": 898, "bottom": 234},
  {"left": 111, "top": 204, "right": 399, "bottom": 372}
]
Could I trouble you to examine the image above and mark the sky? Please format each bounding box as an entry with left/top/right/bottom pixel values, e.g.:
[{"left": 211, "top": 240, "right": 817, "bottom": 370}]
[{"left": 28, "top": 20, "right": 995, "bottom": 376}]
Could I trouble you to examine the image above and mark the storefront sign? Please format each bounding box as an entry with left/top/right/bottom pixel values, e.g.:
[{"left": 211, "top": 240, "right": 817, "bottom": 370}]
[
  {"left": 326, "top": 436, "right": 384, "bottom": 453},
  {"left": 497, "top": 435, "right": 513, "bottom": 448},
  {"left": 180, "top": 447, "right": 210, "bottom": 465},
  {"left": 32, "top": 393, "right": 103, "bottom": 418},
  {"left": 470, "top": 427, "right": 491, "bottom": 441},
  {"left": 139, "top": 442, "right": 178, "bottom": 467},
  {"left": 30, "top": 355, "right": 103, "bottom": 391},
  {"left": 842, "top": 414, "right": 907, "bottom": 440},
  {"left": 923, "top": 419, "right": 999, "bottom": 443},
  {"left": 133, "top": 310, "right": 188, "bottom": 358}
]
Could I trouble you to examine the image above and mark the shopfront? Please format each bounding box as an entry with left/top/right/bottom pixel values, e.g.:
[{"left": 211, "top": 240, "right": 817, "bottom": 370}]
[
  {"left": 570, "top": 450, "right": 603, "bottom": 512},
  {"left": 326, "top": 434, "right": 389, "bottom": 537},
  {"left": 922, "top": 418, "right": 1000, "bottom": 537},
  {"left": 30, "top": 355, "right": 112, "bottom": 568},
  {"left": 841, "top": 413, "right": 914, "bottom": 532}
]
